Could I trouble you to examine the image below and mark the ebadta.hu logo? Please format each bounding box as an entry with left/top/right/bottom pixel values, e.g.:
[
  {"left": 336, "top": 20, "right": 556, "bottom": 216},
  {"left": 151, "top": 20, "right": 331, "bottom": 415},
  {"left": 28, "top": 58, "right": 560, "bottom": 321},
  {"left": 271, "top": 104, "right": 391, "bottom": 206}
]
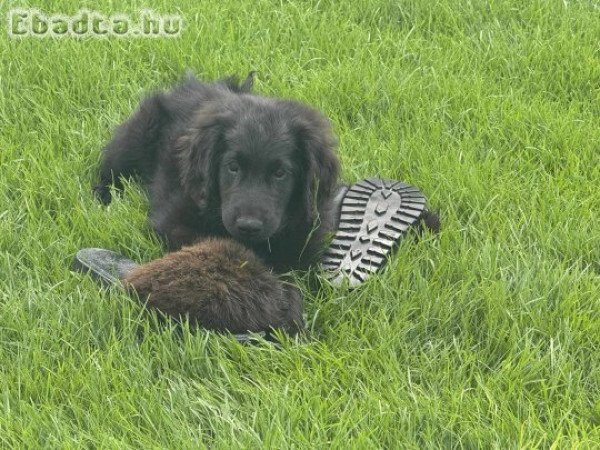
[{"left": 7, "top": 8, "right": 183, "bottom": 38}]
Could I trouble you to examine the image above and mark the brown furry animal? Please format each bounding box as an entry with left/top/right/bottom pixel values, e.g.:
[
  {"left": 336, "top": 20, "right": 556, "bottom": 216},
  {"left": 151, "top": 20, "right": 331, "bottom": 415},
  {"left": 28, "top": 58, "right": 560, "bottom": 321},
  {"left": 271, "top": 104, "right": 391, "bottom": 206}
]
[{"left": 121, "top": 238, "right": 304, "bottom": 336}]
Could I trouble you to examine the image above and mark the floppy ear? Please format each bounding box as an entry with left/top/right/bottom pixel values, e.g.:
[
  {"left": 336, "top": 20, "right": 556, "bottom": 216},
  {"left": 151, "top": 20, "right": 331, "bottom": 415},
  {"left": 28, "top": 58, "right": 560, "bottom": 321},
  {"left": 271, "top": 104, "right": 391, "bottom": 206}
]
[
  {"left": 294, "top": 111, "right": 340, "bottom": 224},
  {"left": 176, "top": 106, "right": 233, "bottom": 208}
]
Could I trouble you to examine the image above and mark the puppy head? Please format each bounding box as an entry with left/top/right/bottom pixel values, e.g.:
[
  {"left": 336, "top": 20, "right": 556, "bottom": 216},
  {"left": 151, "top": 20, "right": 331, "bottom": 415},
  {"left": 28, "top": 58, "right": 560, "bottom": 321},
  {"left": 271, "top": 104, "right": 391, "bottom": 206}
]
[
  {"left": 218, "top": 105, "right": 300, "bottom": 243},
  {"left": 177, "top": 97, "right": 339, "bottom": 244}
]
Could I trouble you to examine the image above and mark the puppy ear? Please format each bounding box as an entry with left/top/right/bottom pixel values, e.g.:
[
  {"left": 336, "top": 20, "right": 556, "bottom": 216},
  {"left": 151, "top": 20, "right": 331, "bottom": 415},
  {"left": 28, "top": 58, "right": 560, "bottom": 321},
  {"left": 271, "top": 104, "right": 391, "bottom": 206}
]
[
  {"left": 294, "top": 110, "right": 340, "bottom": 224},
  {"left": 176, "top": 107, "right": 233, "bottom": 208},
  {"left": 240, "top": 71, "right": 256, "bottom": 92},
  {"left": 220, "top": 71, "right": 255, "bottom": 93}
]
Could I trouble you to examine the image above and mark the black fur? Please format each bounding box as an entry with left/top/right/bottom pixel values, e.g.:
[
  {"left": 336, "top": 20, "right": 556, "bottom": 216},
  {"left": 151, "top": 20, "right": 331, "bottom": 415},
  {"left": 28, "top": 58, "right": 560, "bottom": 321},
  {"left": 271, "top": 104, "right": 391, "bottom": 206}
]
[{"left": 95, "top": 72, "right": 340, "bottom": 272}]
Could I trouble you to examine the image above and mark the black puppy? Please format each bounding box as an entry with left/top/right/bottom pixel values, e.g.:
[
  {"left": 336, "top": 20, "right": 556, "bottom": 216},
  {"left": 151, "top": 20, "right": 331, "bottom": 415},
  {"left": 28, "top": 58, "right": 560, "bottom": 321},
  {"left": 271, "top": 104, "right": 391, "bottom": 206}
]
[{"left": 95, "top": 72, "right": 340, "bottom": 272}]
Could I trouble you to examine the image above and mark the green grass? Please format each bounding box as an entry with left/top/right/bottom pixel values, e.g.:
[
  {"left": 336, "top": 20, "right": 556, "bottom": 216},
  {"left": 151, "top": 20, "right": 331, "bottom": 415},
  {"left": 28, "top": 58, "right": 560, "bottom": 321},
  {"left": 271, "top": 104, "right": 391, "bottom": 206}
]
[{"left": 1, "top": 0, "right": 599, "bottom": 447}]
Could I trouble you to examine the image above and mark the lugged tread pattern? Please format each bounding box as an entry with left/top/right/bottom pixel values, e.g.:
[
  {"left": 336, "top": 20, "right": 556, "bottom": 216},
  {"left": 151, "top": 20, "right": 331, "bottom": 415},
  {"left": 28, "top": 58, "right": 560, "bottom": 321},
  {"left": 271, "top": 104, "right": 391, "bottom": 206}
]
[{"left": 321, "top": 178, "right": 426, "bottom": 287}]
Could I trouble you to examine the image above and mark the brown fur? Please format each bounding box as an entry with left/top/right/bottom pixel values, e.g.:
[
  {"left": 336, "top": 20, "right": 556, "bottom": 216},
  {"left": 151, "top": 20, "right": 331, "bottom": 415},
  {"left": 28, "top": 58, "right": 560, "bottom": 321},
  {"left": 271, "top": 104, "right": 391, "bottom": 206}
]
[{"left": 121, "top": 238, "right": 304, "bottom": 336}]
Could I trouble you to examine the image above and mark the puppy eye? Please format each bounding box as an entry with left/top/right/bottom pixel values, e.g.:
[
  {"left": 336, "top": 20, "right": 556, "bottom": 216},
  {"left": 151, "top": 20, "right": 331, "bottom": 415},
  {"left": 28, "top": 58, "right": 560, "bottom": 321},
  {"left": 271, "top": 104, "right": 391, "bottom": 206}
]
[
  {"left": 228, "top": 162, "right": 240, "bottom": 174},
  {"left": 273, "top": 168, "right": 286, "bottom": 179}
]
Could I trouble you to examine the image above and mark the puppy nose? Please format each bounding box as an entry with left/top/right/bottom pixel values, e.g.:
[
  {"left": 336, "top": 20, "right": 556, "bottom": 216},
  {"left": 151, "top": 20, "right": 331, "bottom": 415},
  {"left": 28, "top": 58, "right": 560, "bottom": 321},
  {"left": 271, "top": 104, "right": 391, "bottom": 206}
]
[{"left": 236, "top": 217, "right": 263, "bottom": 235}]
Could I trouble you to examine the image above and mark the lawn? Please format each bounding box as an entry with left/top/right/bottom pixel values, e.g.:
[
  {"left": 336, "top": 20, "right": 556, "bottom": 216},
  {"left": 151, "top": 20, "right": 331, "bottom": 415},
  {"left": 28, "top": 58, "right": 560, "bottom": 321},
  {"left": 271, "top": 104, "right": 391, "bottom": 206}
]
[{"left": 0, "top": 0, "right": 599, "bottom": 447}]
